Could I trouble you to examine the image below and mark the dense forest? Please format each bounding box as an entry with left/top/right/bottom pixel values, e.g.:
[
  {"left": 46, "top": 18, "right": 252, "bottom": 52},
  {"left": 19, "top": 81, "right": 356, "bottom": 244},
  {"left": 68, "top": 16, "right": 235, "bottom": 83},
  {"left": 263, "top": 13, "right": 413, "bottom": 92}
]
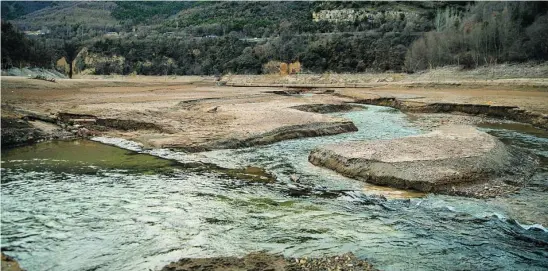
[
  {"left": 405, "top": 2, "right": 548, "bottom": 71},
  {"left": 1, "top": 1, "right": 547, "bottom": 75},
  {"left": 1, "top": 21, "right": 58, "bottom": 69}
]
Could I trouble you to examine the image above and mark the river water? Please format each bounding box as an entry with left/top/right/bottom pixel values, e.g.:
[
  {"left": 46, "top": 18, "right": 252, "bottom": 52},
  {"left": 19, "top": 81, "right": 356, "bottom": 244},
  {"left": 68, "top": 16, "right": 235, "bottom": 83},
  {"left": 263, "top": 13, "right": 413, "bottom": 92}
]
[{"left": 2, "top": 105, "right": 547, "bottom": 271}]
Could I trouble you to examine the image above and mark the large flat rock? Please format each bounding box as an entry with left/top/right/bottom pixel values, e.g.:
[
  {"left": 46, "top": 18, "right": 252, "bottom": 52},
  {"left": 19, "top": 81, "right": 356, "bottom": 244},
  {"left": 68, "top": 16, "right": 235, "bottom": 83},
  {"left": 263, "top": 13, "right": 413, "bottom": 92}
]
[{"left": 309, "top": 125, "right": 536, "bottom": 197}]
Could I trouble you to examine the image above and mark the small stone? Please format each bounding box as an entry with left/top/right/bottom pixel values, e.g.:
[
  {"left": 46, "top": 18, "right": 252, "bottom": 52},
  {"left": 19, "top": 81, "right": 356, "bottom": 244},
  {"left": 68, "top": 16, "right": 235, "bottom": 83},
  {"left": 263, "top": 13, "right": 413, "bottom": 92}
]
[{"left": 207, "top": 106, "right": 219, "bottom": 113}]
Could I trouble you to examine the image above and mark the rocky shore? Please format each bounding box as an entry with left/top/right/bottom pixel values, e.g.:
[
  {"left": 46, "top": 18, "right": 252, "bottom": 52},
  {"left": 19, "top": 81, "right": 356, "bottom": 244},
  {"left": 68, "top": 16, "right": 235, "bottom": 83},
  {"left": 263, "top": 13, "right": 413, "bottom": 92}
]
[
  {"left": 309, "top": 125, "right": 537, "bottom": 198},
  {"left": 161, "top": 252, "right": 376, "bottom": 271}
]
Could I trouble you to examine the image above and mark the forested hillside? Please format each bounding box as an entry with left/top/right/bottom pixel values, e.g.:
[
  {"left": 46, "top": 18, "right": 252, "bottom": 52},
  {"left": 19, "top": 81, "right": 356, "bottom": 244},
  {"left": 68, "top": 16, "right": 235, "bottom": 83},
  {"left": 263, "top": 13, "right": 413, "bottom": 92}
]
[{"left": 2, "top": 1, "right": 547, "bottom": 75}]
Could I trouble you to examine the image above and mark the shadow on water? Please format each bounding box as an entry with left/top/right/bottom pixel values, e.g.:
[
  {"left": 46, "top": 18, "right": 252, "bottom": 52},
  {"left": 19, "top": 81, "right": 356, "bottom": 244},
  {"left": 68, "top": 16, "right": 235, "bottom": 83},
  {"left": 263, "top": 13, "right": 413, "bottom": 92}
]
[{"left": 1, "top": 105, "right": 548, "bottom": 271}]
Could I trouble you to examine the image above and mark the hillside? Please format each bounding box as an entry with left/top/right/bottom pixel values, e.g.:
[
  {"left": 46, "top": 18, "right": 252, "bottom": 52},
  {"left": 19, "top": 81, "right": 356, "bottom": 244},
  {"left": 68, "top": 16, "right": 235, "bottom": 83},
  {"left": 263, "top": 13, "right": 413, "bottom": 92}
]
[
  {"left": 12, "top": 2, "right": 119, "bottom": 33},
  {"left": 2, "top": 1, "right": 547, "bottom": 75},
  {"left": 1, "top": 1, "right": 53, "bottom": 20}
]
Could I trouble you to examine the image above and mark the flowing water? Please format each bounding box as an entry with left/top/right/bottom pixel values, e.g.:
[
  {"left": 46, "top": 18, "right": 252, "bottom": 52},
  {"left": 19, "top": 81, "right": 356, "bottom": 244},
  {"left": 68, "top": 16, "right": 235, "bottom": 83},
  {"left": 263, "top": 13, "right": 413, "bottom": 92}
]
[{"left": 2, "top": 105, "right": 547, "bottom": 271}]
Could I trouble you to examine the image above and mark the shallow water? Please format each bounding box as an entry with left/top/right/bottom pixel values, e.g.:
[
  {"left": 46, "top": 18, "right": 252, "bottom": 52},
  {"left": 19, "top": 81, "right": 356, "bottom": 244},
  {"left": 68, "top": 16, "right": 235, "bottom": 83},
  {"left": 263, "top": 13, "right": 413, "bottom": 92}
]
[{"left": 2, "top": 105, "right": 547, "bottom": 271}]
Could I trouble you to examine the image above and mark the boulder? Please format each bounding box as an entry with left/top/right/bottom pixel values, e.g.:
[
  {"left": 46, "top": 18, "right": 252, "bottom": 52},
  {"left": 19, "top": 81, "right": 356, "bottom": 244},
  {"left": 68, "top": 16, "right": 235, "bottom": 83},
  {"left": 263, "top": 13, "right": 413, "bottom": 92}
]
[{"left": 308, "top": 125, "right": 536, "bottom": 197}]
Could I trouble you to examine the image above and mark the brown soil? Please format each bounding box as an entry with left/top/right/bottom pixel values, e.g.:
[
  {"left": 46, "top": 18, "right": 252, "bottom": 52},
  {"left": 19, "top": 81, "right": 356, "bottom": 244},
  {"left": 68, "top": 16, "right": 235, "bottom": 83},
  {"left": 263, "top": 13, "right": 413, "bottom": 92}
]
[
  {"left": 2, "top": 74, "right": 546, "bottom": 150},
  {"left": 1, "top": 76, "right": 357, "bottom": 150},
  {"left": 1, "top": 253, "right": 24, "bottom": 271},
  {"left": 161, "top": 252, "right": 376, "bottom": 271},
  {"left": 309, "top": 125, "right": 537, "bottom": 198}
]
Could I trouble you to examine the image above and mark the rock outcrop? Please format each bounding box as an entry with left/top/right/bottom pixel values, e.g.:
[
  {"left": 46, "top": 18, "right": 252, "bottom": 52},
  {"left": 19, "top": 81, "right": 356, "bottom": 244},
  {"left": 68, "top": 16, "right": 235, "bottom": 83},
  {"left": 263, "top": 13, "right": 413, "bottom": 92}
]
[{"left": 309, "top": 125, "right": 537, "bottom": 197}]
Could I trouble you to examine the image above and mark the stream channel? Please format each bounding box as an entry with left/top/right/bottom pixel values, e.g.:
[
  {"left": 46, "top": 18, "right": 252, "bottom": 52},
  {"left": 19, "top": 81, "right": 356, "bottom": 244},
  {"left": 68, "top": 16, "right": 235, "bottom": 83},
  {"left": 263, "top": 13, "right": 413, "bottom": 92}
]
[{"left": 2, "top": 105, "right": 547, "bottom": 271}]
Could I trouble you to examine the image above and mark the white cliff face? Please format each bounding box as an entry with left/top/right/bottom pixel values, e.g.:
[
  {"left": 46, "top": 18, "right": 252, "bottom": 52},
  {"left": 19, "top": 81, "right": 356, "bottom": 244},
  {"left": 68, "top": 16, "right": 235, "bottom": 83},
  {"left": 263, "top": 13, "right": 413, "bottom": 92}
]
[{"left": 312, "top": 9, "right": 420, "bottom": 23}]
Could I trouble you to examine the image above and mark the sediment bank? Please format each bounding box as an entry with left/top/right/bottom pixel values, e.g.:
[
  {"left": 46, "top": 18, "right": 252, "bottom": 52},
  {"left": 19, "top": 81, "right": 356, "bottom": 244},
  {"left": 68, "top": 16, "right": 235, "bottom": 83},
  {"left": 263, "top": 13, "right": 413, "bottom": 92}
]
[
  {"left": 2, "top": 75, "right": 547, "bottom": 151},
  {"left": 161, "top": 252, "right": 376, "bottom": 271},
  {"left": 309, "top": 125, "right": 537, "bottom": 198},
  {"left": 351, "top": 97, "right": 548, "bottom": 130},
  {"left": 172, "top": 121, "right": 358, "bottom": 152},
  {"left": 1, "top": 253, "right": 24, "bottom": 271}
]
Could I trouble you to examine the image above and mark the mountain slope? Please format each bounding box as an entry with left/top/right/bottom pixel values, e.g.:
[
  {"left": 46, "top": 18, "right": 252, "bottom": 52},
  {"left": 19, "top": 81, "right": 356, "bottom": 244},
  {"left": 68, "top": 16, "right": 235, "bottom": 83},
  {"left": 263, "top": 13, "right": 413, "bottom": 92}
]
[{"left": 2, "top": 1, "right": 547, "bottom": 75}]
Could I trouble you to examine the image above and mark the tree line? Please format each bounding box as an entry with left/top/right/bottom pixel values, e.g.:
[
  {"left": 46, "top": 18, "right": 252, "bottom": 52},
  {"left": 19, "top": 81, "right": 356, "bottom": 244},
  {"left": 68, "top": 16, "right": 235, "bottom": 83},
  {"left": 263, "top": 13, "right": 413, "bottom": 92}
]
[
  {"left": 1, "top": 21, "right": 57, "bottom": 69},
  {"left": 2, "top": 1, "right": 547, "bottom": 76},
  {"left": 405, "top": 2, "right": 548, "bottom": 71},
  {"left": 1, "top": 21, "right": 81, "bottom": 78}
]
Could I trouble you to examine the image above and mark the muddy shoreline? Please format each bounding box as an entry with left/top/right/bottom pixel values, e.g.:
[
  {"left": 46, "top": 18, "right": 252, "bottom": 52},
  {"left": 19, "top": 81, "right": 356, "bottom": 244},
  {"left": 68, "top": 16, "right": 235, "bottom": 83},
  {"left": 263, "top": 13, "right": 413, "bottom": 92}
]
[
  {"left": 161, "top": 252, "right": 376, "bottom": 271},
  {"left": 1, "top": 253, "right": 24, "bottom": 271},
  {"left": 2, "top": 76, "right": 546, "bottom": 150},
  {"left": 350, "top": 96, "right": 548, "bottom": 130},
  {"left": 2, "top": 76, "right": 546, "bottom": 195}
]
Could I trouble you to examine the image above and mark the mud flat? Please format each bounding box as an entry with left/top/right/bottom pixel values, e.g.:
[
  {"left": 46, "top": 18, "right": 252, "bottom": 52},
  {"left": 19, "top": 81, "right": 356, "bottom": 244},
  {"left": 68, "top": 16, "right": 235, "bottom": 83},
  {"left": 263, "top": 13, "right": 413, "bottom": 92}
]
[
  {"left": 309, "top": 125, "right": 537, "bottom": 198},
  {"left": 1, "top": 77, "right": 359, "bottom": 150},
  {"left": 227, "top": 72, "right": 548, "bottom": 130},
  {"left": 2, "top": 74, "right": 547, "bottom": 150},
  {"left": 351, "top": 96, "right": 548, "bottom": 130}
]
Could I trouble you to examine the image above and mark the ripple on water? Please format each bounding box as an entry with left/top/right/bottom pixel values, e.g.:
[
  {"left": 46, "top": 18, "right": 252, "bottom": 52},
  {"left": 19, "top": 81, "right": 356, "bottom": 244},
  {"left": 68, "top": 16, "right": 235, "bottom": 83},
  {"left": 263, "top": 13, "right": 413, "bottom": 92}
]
[{"left": 2, "top": 105, "right": 548, "bottom": 271}]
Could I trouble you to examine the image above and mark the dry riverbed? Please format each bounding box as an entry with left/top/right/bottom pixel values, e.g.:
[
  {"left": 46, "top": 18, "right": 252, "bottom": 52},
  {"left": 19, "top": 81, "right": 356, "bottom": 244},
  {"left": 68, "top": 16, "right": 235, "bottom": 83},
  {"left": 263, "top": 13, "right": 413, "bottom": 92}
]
[
  {"left": 2, "top": 74, "right": 547, "bottom": 149},
  {"left": 1, "top": 76, "right": 359, "bottom": 150},
  {"left": 2, "top": 74, "right": 547, "bottom": 183}
]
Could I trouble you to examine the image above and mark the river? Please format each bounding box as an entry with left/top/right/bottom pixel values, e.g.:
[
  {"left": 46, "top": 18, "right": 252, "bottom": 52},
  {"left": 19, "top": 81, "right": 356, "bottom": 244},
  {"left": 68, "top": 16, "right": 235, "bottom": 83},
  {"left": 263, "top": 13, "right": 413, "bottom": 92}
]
[{"left": 2, "top": 105, "right": 547, "bottom": 271}]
